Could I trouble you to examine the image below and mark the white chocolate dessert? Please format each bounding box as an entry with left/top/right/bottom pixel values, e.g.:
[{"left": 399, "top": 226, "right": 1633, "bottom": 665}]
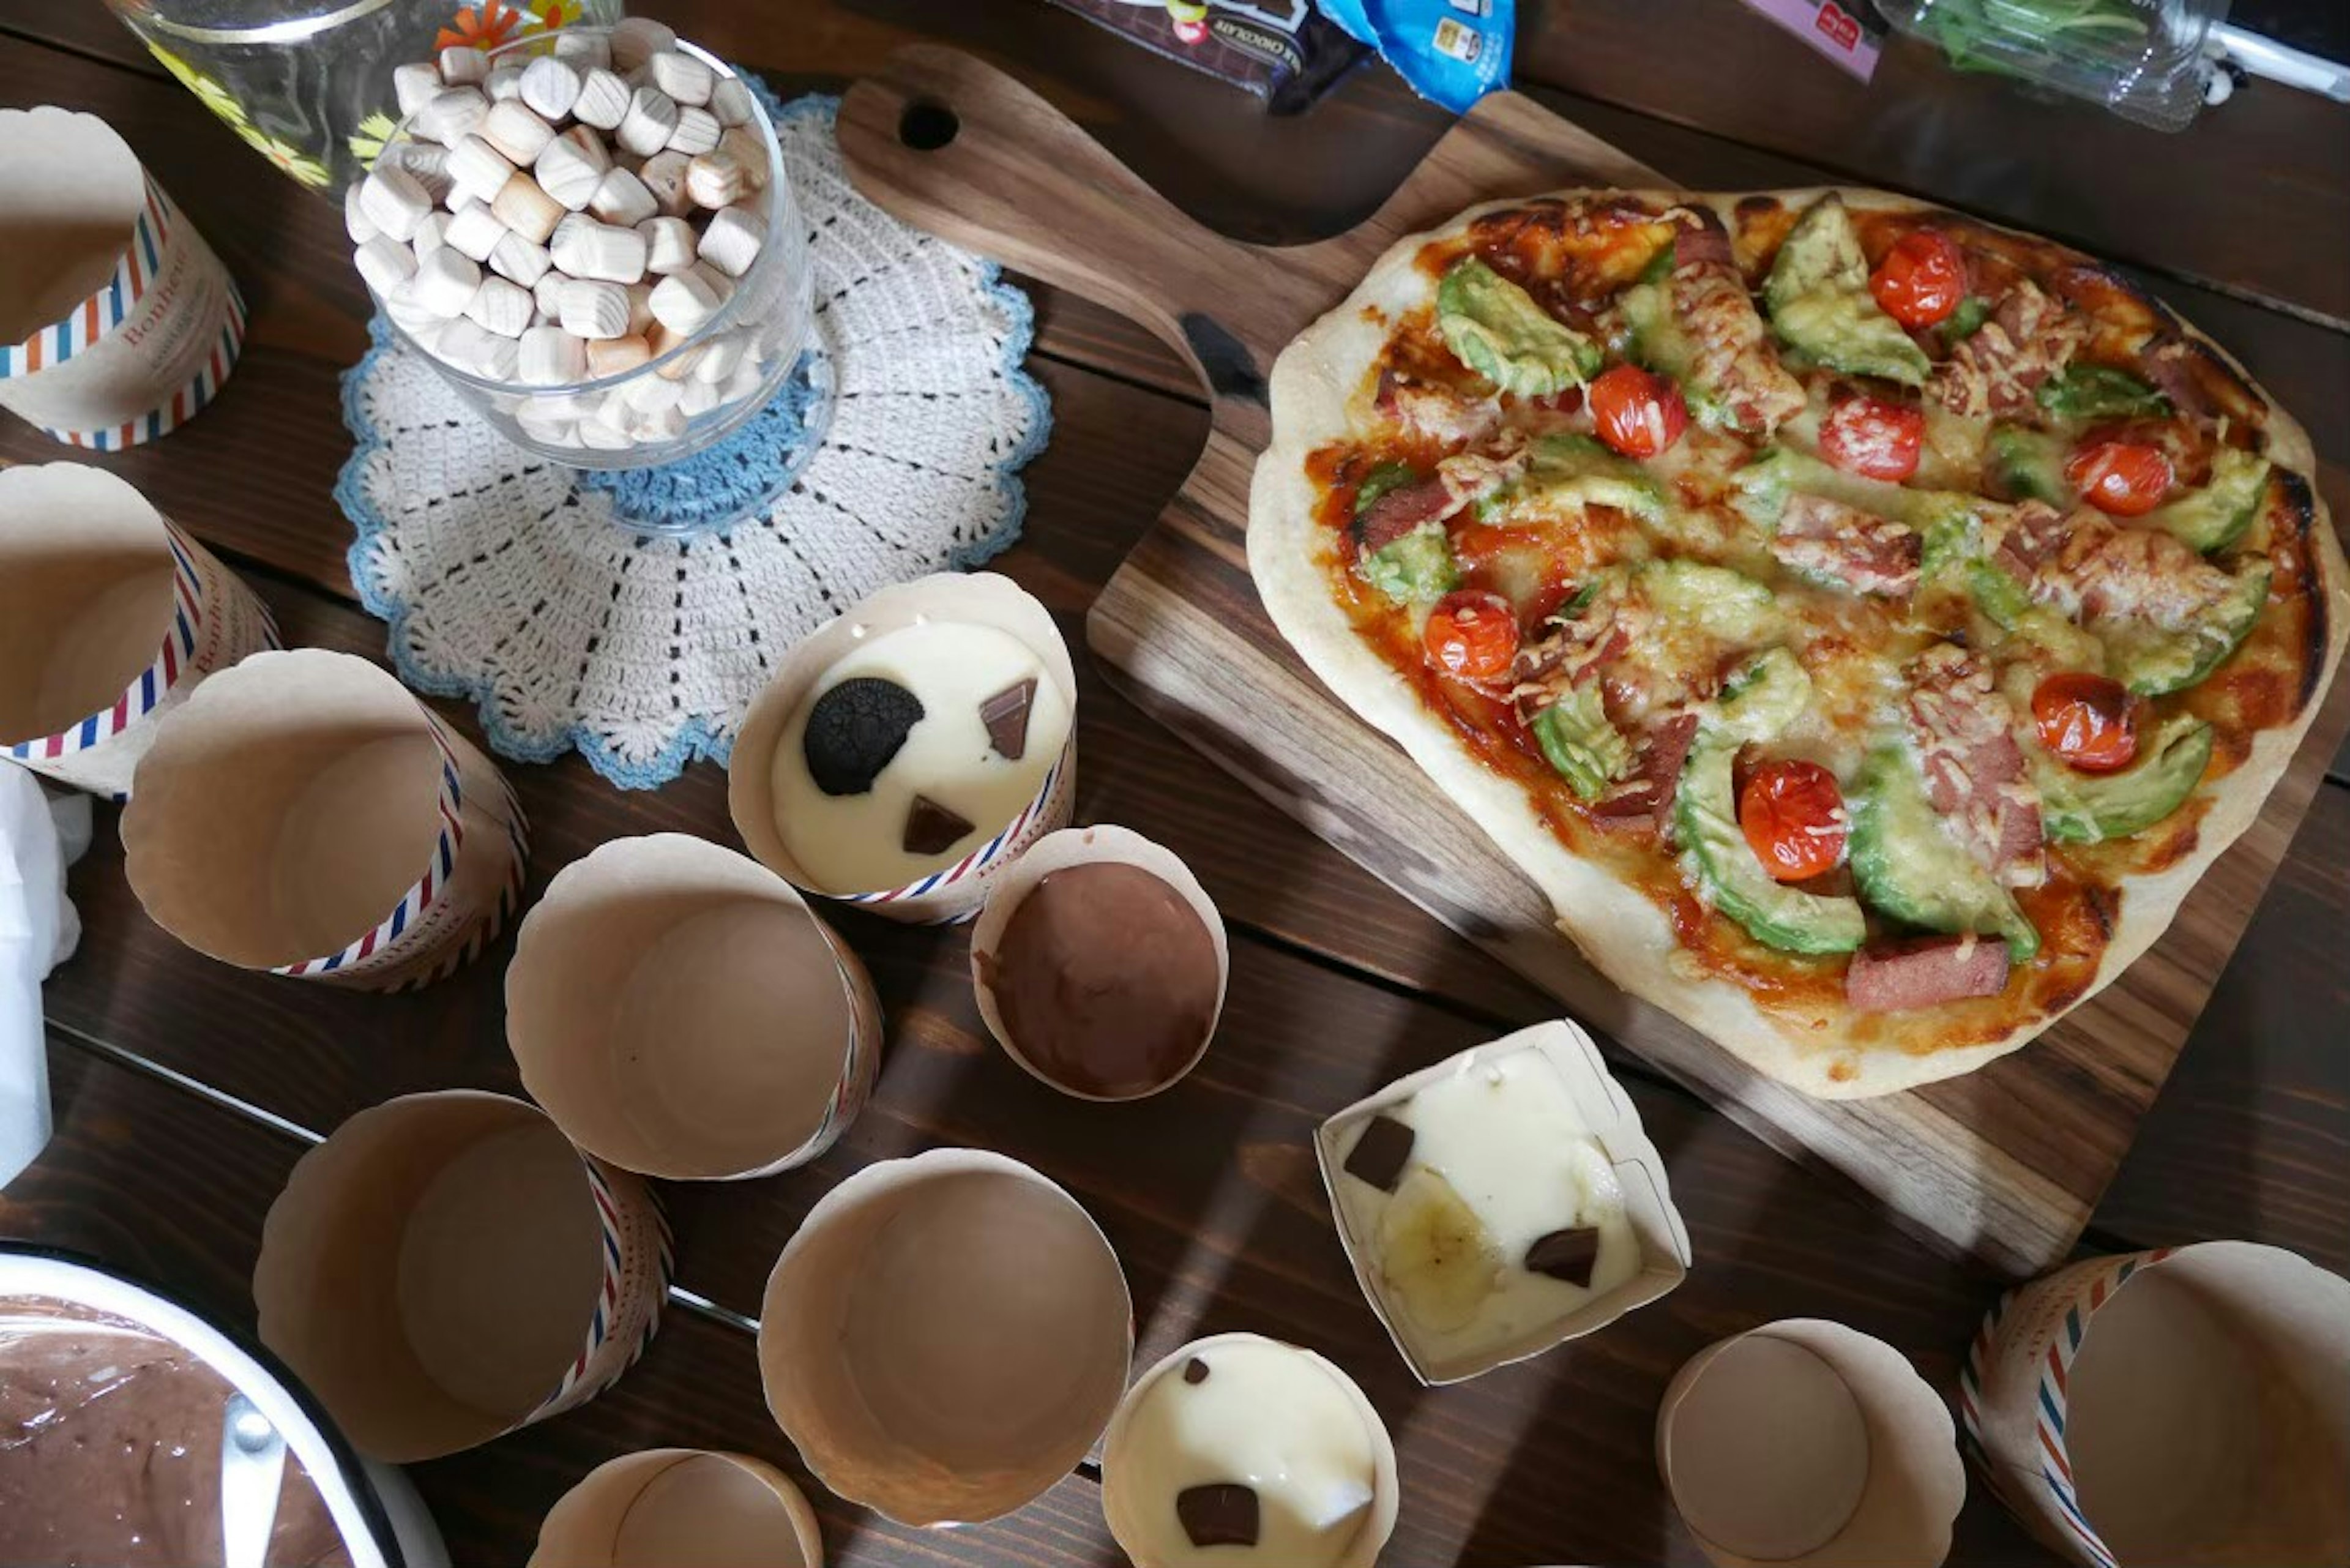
[
  {"left": 770, "top": 618, "right": 1070, "bottom": 892},
  {"left": 1104, "top": 1335, "right": 1390, "bottom": 1568},
  {"left": 1332, "top": 1048, "right": 1639, "bottom": 1365}
]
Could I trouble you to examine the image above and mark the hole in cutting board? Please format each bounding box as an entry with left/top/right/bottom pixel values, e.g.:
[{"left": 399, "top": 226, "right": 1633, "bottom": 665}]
[{"left": 899, "top": 101, "right": 960, "bottom": 152}]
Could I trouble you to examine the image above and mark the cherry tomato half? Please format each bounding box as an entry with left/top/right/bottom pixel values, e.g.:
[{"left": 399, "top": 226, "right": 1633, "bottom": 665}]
[
  {"left": 2066, "top": 440, "right": 2174, "bottom": 517},
  {"left": 1423, "top": 591, "right": 1521, "bottom": 681},
  {"left": 1739, "top": 759, "right": 1849, "bottom": 883},
  {"left": 1868, "top": 230, "right": 1968, "bottom": 328},
  {"left": 1589, "top": 364, "right": 1690, "bottom": 458},
  {"left": 2032, "top": 673, "right": 2139, "bottom": 772},
  {"left": 1819, "top": 394, "right": 1925, "bottom": 482}
]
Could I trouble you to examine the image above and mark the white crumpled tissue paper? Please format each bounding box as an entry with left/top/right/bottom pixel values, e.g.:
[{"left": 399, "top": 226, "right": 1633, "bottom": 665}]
[{"left": 1, "top": 766, "right": 88, "bottom": 1190}]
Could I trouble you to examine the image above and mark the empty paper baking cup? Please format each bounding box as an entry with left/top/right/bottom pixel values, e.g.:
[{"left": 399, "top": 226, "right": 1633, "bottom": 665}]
[
  {"left": 1100, "top": 1332, "right": 1400, "bottom": 1568},
  {"left": 120, "top": 648, "right": 528, "bottom": 991},
  {"left": 1316, "top": 1019, "right": 1692, "bottom": 1384},
  {"left": 507, "top": 833, "right": 883, "bottom": 1181},
  {"left": 757, "top": 1148, "right": 1132, "bottom": 1526},
  {"left": 729, "top": 572, "right": 1076, "bottom": 925},
  {"left": 1961, "top": 1240, "right": 2350, "bottom": 1568},
  {"left": 969, "top": 825, "right": 1228, "bottom": 1101},
  {"left": 530, "top": 1449, "right": 823, "bottom": 1568},
  {"left": 0, "top": 463, "right": 276, "bottom": 797},
  {"left": 1658, "top": 1319, "right": 1965, "bottom": 1568},
  {"left": 0, "top": 107, "right": 245, "bottom": 449},
  {"left": 254, "top": 1090, "right": 673, "bottom": 1464}
]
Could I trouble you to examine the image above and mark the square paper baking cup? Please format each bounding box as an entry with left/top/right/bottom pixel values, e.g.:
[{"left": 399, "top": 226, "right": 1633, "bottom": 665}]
[{"left": 1315, "top": 1018, "right": 1692, "bottom": 1384}]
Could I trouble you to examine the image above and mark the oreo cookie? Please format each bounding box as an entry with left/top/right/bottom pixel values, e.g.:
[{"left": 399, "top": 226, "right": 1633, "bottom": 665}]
[{"left": 803, "top": 678, "right": 925, "bottom": 797}]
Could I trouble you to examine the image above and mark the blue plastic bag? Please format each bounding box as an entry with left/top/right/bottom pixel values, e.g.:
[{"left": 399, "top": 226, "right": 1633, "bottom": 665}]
[{"left": 1316, "top": 0, "right": 1514, "bottom": 113}]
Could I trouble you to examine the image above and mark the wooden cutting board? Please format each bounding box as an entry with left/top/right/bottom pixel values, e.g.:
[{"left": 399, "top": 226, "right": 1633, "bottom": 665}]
[{"left": 838, "top": 46, "right": 2350, "bottom": 1277}]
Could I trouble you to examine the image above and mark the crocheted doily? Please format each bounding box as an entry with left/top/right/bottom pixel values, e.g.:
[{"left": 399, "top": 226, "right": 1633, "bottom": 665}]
[{"left": 338, "top": 92, "right": 1050, "bottom": 789}]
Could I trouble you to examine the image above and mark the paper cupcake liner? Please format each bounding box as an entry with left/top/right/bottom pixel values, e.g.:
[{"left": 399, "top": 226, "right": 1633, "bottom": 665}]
[
  {"left": 0, "top": 111, "right": 246, "bottom": 449},
  {"left": 529, "top": 1449, "right": 824, "bottom": 1568},
  {"left": 4, "top": 518, "right": 279, "bottom": 798},
  {"left": 529, "top": 1155, "right": 674, "bottom": 1424},
  {"left": 836, "top": 741, "right": 1074, "bottom": 924}
]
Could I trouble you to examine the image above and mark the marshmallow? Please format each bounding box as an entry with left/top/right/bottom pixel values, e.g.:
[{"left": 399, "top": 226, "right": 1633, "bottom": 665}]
[
  {"left": 624, "top": 373, "right": 684, "bottom": 414},
  {"left": 359, "top": 165, "right": 432, "bottom": 242},
  {"left": 492, "top": 173, "right": 564, "bottom": 244},
  {"left": 685, "top": 149, "right": 746, "bottom": 210},
  {"left": 588, "top": 166, "right": 658, "bottom": 226},
  {"left": 639, "top": 216, "right": 698, "bottom": 275},
  {"left": 445, "top": 133, "right": 515, "bottom": 204},
  {"left": 514, "top": 405, "right": 578, "bottom": 446},
  {"left": 559, "top": 278, "right": 632, "bottom": 340},
  {"left": 691, "top": 329, "right": 748, "bottom": 384},
  {"left": 720, "top": 361, "right": 766, "bottom": 405},
  {"left": 483, "top": 64, "right": 524, "bottom": 102},
  {"left": 535, "top": 131, "right": 608, "bottom": 211},
  {"left": 393, "top": 62, "right": 444, "bottom": 118},
  {"left": 343, "top": 181, "right": 379, "bottom": 244},
  {"left": 573, "top": 67, "right": 632, "bottom": 130},
  {"left": 531, "top": 271, "right": 571, "bottom": 318},
  {"left": 696, "top": 204, "right": 763, "bottom": 278},
  {"left": 433, "top": 316, "right": 499, "bottom": 373},
  {"left": 411, "top": 245, "right": 483, "bottom": 317},
  {"left": 551, "top": 217, "right": 647, "bottom": 283},
  {"left": 444, "top": 201, "right": 509, "bottom": 262},
  {"left": 489, "top": 230, "right": 553, "bottom": 288},
  {"left": 586, "top": 335, "right": 652, "bottom": 377},
  {"left": 665, "top": 105, "right": 720, "bottom": 157},
  {"left": 377, "top": 140, "right": 453, "bottom": 199},
  {"left": 510, "top": 56, "right": 574, "bottom": 121},
  {"left": 382, "top": 279, "right": 443, "bottom": 337},
  {"left": 707, "top": 75, "right": 754, "bottom": 128},
  {"left": 636, "top": 150, "right": 692, "bottom": 216},
  {"left": 354, "top": 234, "right": 417, "bottom": 297},
  {"left": 417, "top": 86, "right": 489, "bottom": 146},
  {"left": 679, "top": 376, "right": 724, "bottom": 416},
  {"left": 479, "top": 332, "right": 521, "bottom": 382},
  {"left": 715, "top": 125, "right": 767, "bottom": 189},
  {"left": 633, "top": 402, "right": 687, "bottom": 441},
  {"left": 577, "top": 414, "right": 635, "bottom": 450},
  {"left": 482, "top": 99, "right": 555, "bottom": 165},
  {"left": 610, "top": 16, "right": 678, "bottom": 72},
  {"left": 625, "top": 281, "right": 657, "bottom": 337},
  {"left": 438, "top": 46, "right": 488, "bottom": 86},
  {"left": 648, "top": 266, "right": 725, "bottom": 336},
  {"left": 553, "top": 29, "right": 610, "bottom": 67},
  {"left": 518, "top": 324, "right": 586, "bottom": 385},
  {"left": 648, "top": 321, "right": 696, "bottom": 378},
  {"left": 616, "top": 86, "right": 679, "bottom": 157},
  {"left": 466, "top": 274, "right": 535, "bottom": 337},
  {"left": 411, "top": 209, "right": 450, "bottom": 258},
  {"left": 647, "top": 50, "right": 714, "bottom": 106}
]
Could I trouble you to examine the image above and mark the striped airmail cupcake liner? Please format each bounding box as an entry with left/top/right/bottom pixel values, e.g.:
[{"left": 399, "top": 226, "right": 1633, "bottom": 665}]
[
  {"left": 270, "top": 717, "right": 530, "bottom": 990},
  {"left": 40, "top": 273, "right": 248, "bottom": 451},
  {"left": 531, "top": 1156, "right": 675, "bottom": 1424},
  {"left": 0, "top": 176, "right": 172, "bottom": 381},
  {"left": 835, "top": 743, "right": 1075, "bottom": 924},
  {"left": 1958, "top": 1247, "right": 2177, "bottom": 1568},
  {"left": 4, "top": 522, "right": 282, "bottom": 799}
]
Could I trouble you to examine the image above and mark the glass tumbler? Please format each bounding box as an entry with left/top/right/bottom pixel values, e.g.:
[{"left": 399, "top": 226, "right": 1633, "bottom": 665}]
[{"left": 106, "top": 0, "right": 620, "bottom": 194}]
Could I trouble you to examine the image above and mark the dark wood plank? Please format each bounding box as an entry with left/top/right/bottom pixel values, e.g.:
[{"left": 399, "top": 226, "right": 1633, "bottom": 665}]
[{"left": 3, "top": 1037, "right": 1123, "bottom": 1568}]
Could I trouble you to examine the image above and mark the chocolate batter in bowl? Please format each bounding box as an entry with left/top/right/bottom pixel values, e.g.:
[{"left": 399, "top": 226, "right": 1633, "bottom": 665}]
[{"left": 0, "top": 1246, "right": 446, "bottom": 1568}]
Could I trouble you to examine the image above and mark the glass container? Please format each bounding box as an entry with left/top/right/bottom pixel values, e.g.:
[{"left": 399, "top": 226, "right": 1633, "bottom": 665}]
[{"left": 1874, "top": 0, "right": 2228, "bottom": 130}]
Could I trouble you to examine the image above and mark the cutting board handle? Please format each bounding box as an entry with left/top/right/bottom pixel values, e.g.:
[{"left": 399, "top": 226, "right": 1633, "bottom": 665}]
[{"left": 838, "top": 45, "right": 1322, "bottom": 398}]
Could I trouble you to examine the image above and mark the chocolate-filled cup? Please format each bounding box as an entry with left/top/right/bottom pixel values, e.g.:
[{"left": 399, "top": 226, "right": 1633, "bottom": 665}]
[
  {"left": 756, "top": 1148, "right": 1132, "bottom": 1526},
  {"left": 1100, "top": 1332, "right": 1400, "bottom": 1568},
  {"left": 253, "top": 1091, "right": 672, "bottom": 1464},
  {"left": 529, "top": 1449, "right": 823, "bottom": 1568},
  {"left": 0, "top": 463, "right": 277, "bottom": 797},
  {"left": 1961, "top": 1241, "right": 2350, "bottom": 1568},
  {"left": 507, "top": 833, "right": 882, "bottom": 1181},
  {"left": 729, "top": 573, "right": 1076, "bottom": 925},
  {"left": 121, "top": 648, "right": 528, "bottom": 990},
  {"left": 1658, "top": 1318, "right": 1964, "bottom": 1568},
  {"left": 969, "top": 825, "right": 1228, "bottom": 1102}
]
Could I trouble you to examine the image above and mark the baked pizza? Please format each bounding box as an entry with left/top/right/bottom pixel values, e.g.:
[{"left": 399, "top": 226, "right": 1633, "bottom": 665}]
[{"left": 1250, "top": 188, "right": 2346, "bottom": 1097}]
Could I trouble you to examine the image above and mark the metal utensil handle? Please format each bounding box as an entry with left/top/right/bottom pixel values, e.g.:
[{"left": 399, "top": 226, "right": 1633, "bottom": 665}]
[
  {"left": 2212, "top": 23, "right": 2350, "bottom": 103},
  {"left": 220, "top": 1392, "right": 289, "bottom": 1568}
]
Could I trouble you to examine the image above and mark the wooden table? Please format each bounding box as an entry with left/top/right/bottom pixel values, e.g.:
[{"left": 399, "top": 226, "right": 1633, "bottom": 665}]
[{"left": 2, "top": 4, "right": 2343, "bottom": 1564}]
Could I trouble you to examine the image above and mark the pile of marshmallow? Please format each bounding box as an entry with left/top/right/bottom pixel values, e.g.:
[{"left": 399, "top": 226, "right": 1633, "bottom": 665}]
[{"left": 344, "top": 17, "right": 782, "bottom": 451}]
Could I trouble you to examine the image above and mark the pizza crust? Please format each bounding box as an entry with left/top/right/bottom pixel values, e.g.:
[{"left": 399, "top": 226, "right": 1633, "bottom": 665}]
[{"left": 1248, "top": 187, "right": 2349, "bottom": 1099}]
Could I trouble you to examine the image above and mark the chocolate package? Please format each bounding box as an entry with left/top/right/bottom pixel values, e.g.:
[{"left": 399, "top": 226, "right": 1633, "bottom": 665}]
[{"left": 1042, "top": 0, "right": 1371, "bottom": 113}]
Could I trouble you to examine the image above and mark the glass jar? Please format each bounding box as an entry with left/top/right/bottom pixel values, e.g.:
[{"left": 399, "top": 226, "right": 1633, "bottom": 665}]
[
  {"left": 105, "top": 0, "right": 620, "bottom": 194},
  {"left": 1873, "top": 0, "right": 2228, "bottom": 131},
  {"left": 362, "top": 29, "right": 830, "bottom": 492}
]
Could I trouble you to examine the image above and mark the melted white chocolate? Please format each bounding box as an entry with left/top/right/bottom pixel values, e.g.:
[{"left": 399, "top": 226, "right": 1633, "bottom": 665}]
[
  {"left": 1112, "top": 1337, "right": 1381, "bottom": 1568},
  {"left": 771, "top": 620, "right": 1069, "bottom": 892}
]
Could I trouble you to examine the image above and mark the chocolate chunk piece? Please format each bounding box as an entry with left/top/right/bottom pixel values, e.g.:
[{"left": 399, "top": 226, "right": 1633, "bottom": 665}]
[
  {"left": 1176, "top": 1483, "right": 1259, "bottom": 1550},
  {"left": 803, "top": 678, "right": 924, "bottom": 797},
  {"left": 1524, "top": 1226, "right": 1602, "bottom": 1288},
  {"left": 1182, "top": 1356, "right": 1210, "bottom": 1385},
  {"left": 903, "top": 794, "right": 975, "bottom": 856},
  {"left": 980, "top": 676, "right": 1038, "bottom": 761},
  {"left": 1341, "top": 1114, "right": 1415, "bottom": 1193}
]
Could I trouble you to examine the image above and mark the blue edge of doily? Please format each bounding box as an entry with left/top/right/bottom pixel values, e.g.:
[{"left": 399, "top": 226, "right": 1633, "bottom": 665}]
[{"left": 334, "top": 88, "right": 1055, "bottom": 791}]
